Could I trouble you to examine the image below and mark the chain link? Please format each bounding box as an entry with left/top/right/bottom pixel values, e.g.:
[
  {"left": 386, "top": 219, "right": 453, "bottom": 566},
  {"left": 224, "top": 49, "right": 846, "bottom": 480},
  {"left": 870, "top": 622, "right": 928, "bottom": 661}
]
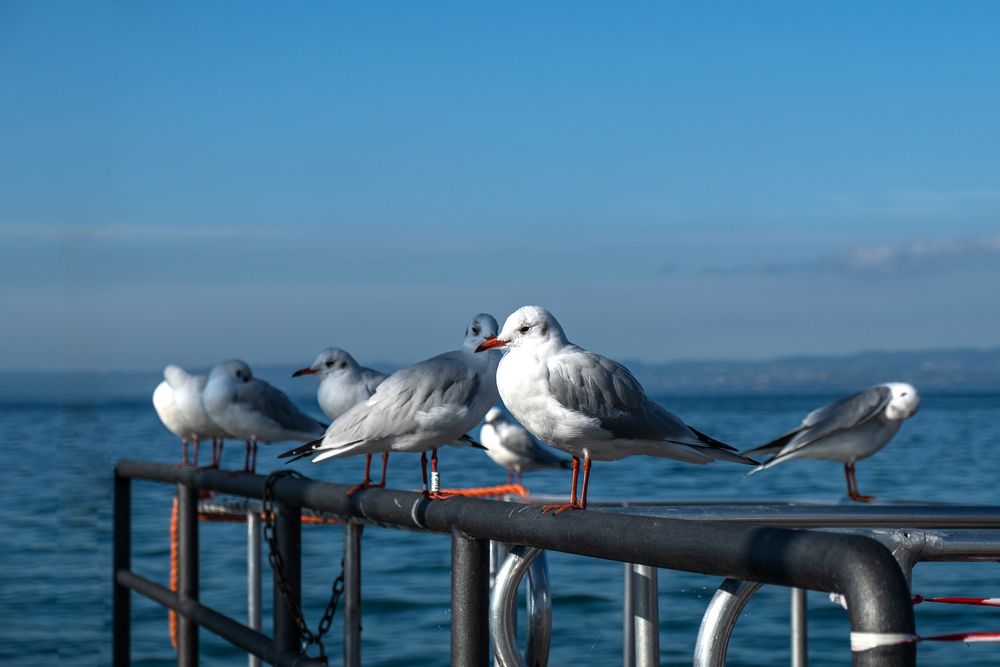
[{"left": 263, "top": 470, "right": 345, "bottom": 665}]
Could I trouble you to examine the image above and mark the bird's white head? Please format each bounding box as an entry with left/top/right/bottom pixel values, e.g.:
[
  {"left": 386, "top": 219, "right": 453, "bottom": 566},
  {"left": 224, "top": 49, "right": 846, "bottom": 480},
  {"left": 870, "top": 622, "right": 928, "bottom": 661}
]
[
  {"left": 293, "top": 347, "right": 357, "bottom": 378},
  {"left": 463, "top": 313, "right": 500, "bottom": 351},
  {"left": 163, "top": 364, "right": 187, "bottom": 386},
  {"left": 212, "top": 359, "right": 254, "bottom": 384},
  {"left": 885, "top": 382, "right": 920, "bottom": 420},
  {"left": 476, "top": 306, "right": 567, "bottom": 353},
  {"left": 484, "top": 406, "right": 503, "bottom": 423}
]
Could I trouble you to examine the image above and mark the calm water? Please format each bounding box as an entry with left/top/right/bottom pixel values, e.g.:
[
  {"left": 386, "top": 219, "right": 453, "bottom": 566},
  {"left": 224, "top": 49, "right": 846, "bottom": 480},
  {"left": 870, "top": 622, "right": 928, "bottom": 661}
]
[{"left": 1, "top": 392, "right": 999, "bottom": 666}]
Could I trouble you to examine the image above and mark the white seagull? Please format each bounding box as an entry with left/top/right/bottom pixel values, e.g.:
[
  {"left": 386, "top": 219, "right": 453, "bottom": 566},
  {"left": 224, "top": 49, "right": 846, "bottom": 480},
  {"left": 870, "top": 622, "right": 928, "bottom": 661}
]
[
  {"left": 480, "top": 407, "right": 571, "bottom": 484},
  {"left": 742, "top": 383, "right": 920, "bottom": 502},
  {"left": 292, "top": 347, "right": 389, "bottom": 489},
  {"left": 203, "top": 359, "right": 326, "bottom": 472},
  {"left": 476, "top": 306, "right": 755, "bottom": 512},
  {"left": 292, "top": 348, "right": 389, "bottom": 420},
  {"left": 152, "top": 379, "right": 194, "bottom": 463},
  {"left": 279, "top": 314, "right": 502, "bottom": 498},
  {"left": 163, "top": 364, "right": 231, "bottom": 466}
]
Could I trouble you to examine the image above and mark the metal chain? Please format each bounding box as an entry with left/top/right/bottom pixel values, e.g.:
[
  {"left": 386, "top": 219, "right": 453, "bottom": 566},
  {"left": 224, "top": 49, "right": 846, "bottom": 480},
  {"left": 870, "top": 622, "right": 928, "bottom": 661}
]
[{"left": 262, "top": 470, "right": 345, "bottom": 665}]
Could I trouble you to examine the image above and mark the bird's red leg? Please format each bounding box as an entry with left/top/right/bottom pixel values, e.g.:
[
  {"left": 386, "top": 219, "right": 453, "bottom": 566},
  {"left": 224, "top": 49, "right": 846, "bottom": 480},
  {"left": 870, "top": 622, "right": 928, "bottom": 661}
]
[
  {"left": 182, "top": 439, "right": 189, "bottom": 465},
  {"left": 251, "top": 441, "right": 258, "bottom": 473},
  {"left": 542, "top": 456, "right": 582, "bottom": 514},
  {"left": 376, "top": 452, "right": 389, "bottom": 488},
  {"left": 845, "top": 463, "right": 874, "bottom": 502},
  {"left": 347, "top": 454, "right": 374, "bottom": 496},
  {"left": 192, "top": 437, "right": 200, "bottom": 467},
  {"left": 421, "top": 451, "right": 429, "bottom": 491},
  {"left": 517, "top": 469, "right": 524, "bottom": 484},
  {"left": 215, "top": 439, "right": 224, "bottom": 468},
  {"left": 578, "top": 455, "right": 592, "bottom": 510},
  {"left": 507, "top": 469, "right": 514, "bottom": 485},
  {"left": 426, "top": 448, "right": 454, "bottom": 499}
]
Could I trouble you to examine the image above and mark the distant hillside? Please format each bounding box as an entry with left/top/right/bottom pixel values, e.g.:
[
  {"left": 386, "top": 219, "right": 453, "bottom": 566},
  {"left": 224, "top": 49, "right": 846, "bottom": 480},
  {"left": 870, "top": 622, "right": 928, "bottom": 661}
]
[
  {"left": 1, "top": 348, "right": 999, "bottom": 403},
  {"left": 626, "top": 347, "right": 1000, "bottom": 394}
]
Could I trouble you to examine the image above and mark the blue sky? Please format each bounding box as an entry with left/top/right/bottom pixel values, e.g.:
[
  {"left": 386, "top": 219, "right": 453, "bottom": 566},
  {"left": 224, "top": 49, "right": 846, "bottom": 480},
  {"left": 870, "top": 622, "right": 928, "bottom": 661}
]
[{"left": 2, "top": 2, "right": 999, "bottom": 371}]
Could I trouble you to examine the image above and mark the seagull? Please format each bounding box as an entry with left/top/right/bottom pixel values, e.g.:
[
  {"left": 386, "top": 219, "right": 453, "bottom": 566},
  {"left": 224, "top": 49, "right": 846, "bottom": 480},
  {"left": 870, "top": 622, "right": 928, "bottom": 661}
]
[
  {"left": 480, "top": 407, "right": 571, "bottom": 484},
  {"left": 203, "top": 359, "right": 327, "bottom": 472},
  {"left": 292, "top": 347, "right": 389, "bottom": 491},
  {"left": 279, "top": 314, "right": 502, "bottom": 498},
  {"left": 292, "top": 348, "right": 388, "bottom": 419},
  {"left": 476, "top": 306, "right": 756, "bottom": 512},
  {"left": 742, "top": 383, "right": 920, "bottom": 502},
  {"left": 163, "top": 364, "right": 231, "bottom": 467},
  {"left": 152, "top": 379, "right": 194, "bottom": 463}
]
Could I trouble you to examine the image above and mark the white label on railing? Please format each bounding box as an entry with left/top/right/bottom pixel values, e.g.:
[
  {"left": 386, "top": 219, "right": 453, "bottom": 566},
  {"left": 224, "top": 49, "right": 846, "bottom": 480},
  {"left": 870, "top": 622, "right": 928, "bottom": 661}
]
[
  {"left": 430, "top": 471, "right": 440, "bottom": 493},
  {"left": 850, "top": 632, "right": 919, "bottom": 651}
]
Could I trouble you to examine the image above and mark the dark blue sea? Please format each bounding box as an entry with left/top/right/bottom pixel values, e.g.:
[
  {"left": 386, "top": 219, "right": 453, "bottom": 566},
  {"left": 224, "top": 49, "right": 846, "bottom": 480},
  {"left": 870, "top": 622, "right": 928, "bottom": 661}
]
[{"left": 1, "top": 391, "right": 999, "bottom": 666}]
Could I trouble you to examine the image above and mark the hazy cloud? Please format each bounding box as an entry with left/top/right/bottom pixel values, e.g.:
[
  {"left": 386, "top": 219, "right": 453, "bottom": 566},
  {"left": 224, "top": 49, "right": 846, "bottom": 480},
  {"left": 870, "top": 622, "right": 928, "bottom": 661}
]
[{"left": 697, "top": 235, "right": 1000, "bottom": 277}]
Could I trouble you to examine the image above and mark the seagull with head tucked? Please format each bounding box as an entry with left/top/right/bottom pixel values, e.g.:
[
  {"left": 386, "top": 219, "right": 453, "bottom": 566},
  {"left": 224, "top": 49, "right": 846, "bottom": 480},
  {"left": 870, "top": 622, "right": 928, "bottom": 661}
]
[
  {"left": 477, "top": 306, "right": 755, "bottom": 512},
  {"left": 480, "top": 407, "right": 571, "bottom": 484},
  {"left": 279, "top": 314, "right": 502, "bottom": 498},
  {"left": 163, "top": 364, "right": 231, "bottom": 466},
  {"left": 203, "top": 359, "right": 326, "bottom": 472},
  {"left": 742, "top": 383, "right": 920, "bottom": 502}
]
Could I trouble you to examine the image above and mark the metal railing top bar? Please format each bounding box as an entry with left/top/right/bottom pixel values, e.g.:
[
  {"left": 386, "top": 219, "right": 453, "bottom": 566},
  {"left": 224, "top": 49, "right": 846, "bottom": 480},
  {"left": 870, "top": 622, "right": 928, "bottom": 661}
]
[
  {"left": 600, "top": 503, "right": 1000, "bottom": 528},
  {"left": 117, "top": 459, "right": 915, "bottom": 666}
]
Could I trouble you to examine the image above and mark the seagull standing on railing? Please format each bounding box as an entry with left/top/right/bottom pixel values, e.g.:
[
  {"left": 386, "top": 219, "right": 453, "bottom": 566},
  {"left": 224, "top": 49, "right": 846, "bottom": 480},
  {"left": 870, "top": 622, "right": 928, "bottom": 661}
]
[
  {"left": 742, "top": 383, "right": 920, "bottom": 502},
  {"left": 163, "top": 364, "right": 231, "bottom": 467},
  {"left": 203, "top": 359, "right": 326, "bottom": 472},
  {"left": 292, "top": 347, "right": 389, "bottom": 492},
  {"left": 153, "top": 379, "right": 194, "bottom": 463},
  {"left": 476, "top": 306, "right": 756, "bottom": 513},
  {"left": 279, "top": 314, "right": 502, "bottom": 498},
  {"left": 480, "top": 407, "right": 571, "bottom": 484}
]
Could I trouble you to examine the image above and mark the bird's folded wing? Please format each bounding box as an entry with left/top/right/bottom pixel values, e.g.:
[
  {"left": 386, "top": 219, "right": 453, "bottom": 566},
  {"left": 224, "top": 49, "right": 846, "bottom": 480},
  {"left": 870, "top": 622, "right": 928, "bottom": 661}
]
[
  {"left": 239, "top": 381, "right": 324, "bottom": 435},
  {"left": 748, "top": 385, "right": 892, "bottom": 460}
]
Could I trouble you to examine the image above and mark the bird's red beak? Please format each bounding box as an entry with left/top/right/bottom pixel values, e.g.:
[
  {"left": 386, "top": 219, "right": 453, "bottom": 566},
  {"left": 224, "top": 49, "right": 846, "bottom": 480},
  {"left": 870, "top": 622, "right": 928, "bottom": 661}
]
[
  {"left": 292, "top": 367, "right": 317, "bottom": 377},
  {"left": 475, "top": 337, "right": 507, "bottom": 353}
]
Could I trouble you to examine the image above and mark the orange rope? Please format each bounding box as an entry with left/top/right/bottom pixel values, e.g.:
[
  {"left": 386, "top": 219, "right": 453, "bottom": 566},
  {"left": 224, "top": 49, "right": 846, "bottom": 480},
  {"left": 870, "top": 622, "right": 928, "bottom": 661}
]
[
  {"left": 169, "top": 495, "right": 178, "bottom": 650},
  {"left": 438, "top": 483, "right": 529, "bottom": 497}
]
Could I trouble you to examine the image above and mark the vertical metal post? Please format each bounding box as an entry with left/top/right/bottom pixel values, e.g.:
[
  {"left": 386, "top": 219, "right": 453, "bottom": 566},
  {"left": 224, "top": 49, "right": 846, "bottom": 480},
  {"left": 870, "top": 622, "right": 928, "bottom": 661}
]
[
  {"left": 247, "top": 509, "right": 262, "bottom": 667},
  {"left": 113, "top": 472, "right": 131, "bottom": 667},
  {"left": 632, "top": 564, "right": 659, "bottom": 667},
  {"left": 623, "top": 562, "right": 635, "bottom": 667},
  {"left": 344, "top": 522, "right": 363, "bottom": 667},
  {"left": 273, "top": 502, "right": 302, "bottom": 653},
  {"left": 790, "top": 588, "right": 808, "bottom": 667},
  {"left": 177, "top": 483, "right": 199, "bottom": 666},
  {"left": 451, "top": 528, "right": 490, "bottom": 667}
]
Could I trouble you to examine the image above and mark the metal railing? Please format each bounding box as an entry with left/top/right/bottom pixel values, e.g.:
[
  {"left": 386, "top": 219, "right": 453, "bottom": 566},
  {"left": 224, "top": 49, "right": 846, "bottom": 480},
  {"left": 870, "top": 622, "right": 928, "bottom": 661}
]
[{"left": 113, "top": 460, "right": 919, "bottom": 667}]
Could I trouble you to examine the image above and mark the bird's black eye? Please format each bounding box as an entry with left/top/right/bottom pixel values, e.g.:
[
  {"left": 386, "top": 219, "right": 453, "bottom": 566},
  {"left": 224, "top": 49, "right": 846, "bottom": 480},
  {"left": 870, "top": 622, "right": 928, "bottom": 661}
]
[
  {"left": 901, "top": 392, "right": 908, "bottom": 397},
  {"left": 472, "top": 325, "right": 480, "bottom": 335},
  {"left": 340, "top": 362, "right": 347, "bottom": 368},
  {"left": 326, "top": 360, "right": 335, "bottom": 367},
  {"left": 519, "top": 325, "right": 530, "bottom": 334}
]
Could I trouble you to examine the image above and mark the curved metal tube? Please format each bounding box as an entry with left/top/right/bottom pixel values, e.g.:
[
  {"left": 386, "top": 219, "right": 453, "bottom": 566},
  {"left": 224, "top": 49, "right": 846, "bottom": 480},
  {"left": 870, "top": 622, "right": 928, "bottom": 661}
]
[
  {"left": 525, "top": 549, "right": 551, "bottom": 667},
  {"left": 693, "top": 579, "right": 763, "bottom": 667},
  {"left": 490, "top": 546, "right": 552, "bottom": 667}
]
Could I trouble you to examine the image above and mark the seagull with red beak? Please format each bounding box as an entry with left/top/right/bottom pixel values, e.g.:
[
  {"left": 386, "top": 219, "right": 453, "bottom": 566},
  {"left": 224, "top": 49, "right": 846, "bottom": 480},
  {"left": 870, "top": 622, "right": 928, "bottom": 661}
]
[
  {"left": 279, "top": 314, "right": 503, "bottom": 498},
  {"left": 477, "top": 306, "right": 756, "bottom": 513},
  {"left": 292, "top": 348, "right": 389, "bottom": 492}
]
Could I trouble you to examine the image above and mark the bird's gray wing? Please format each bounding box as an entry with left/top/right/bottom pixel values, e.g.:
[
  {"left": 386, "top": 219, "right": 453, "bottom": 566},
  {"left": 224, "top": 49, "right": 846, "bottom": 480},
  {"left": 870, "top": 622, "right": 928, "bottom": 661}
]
[
  {"left": 240, "top": 380, "right": 325, "bottom": 435},
  {"left": 547, "top": 348, "right": 742, "bottom": 456},
  {"left": 359, "top": 367, "right": 389, "bottom": 396},
  {"left": 745, "top": 385, "right": 892, "bottom": 459},
  {"left": 323, "top": 352, "right": 480, "bottom": 445}
]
